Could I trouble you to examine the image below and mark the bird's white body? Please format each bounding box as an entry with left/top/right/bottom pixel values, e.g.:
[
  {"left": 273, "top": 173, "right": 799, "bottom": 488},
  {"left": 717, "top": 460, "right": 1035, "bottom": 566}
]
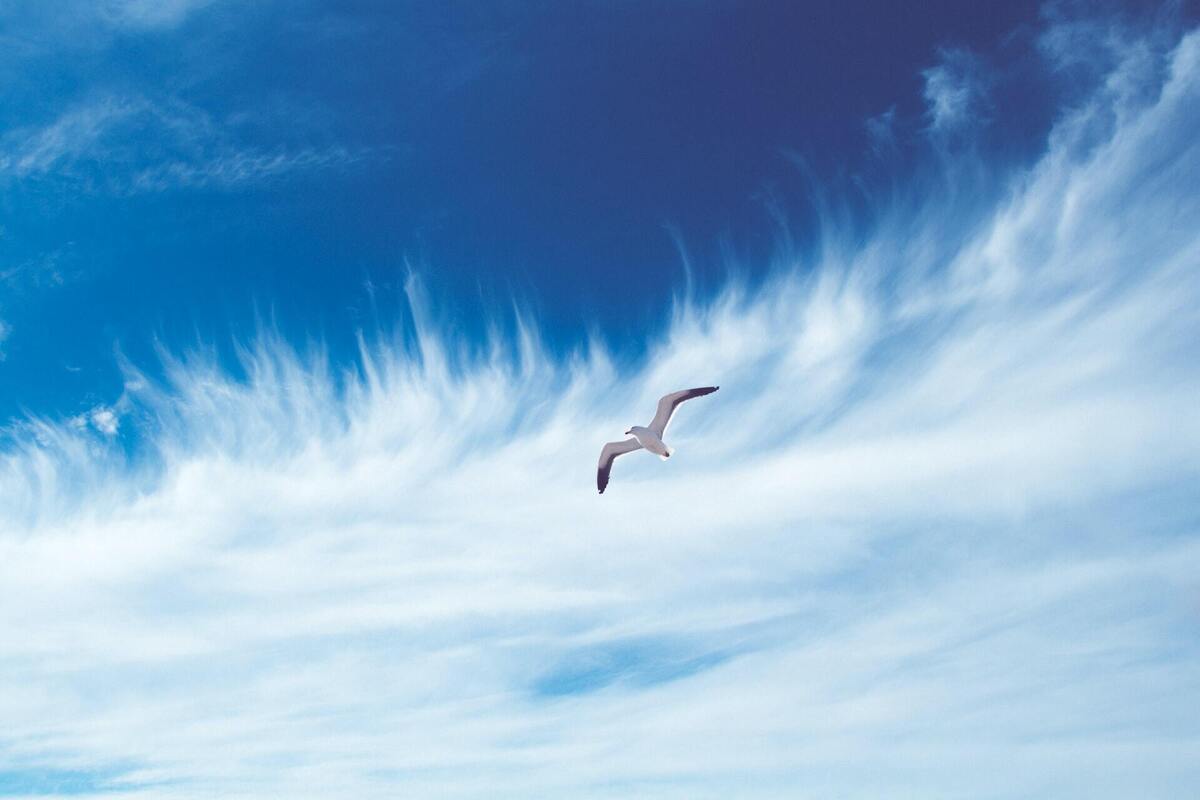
[
  {"left": 627, "top": 425, "right": 672, "bottom": 459},
  {"left": 596, "top": 386, "right": 718, "bottom": 493}
]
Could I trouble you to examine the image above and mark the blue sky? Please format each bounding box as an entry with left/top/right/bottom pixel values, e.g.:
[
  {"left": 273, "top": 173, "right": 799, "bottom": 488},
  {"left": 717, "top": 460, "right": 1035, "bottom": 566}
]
[
  {"left": 2, "top": 1, "right": 1200, "bottom": 798},
  {"left": 0, "top": 0, "right": 1063, "bottom": 420}
]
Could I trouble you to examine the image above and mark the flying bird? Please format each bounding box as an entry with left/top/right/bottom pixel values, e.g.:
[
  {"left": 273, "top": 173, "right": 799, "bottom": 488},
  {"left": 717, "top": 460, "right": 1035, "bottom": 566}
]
[{"left": 597, "top": 386, "right": 719, "bottom": 494}]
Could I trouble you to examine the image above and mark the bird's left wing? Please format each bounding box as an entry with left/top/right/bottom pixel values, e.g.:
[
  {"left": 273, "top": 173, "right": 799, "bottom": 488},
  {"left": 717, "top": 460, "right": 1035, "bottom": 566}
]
[
  {"left": 597, "top": 438, "right": 643, "bottom": 494},
  {"left": 647, "top": 386, "right": 719, "bottom": 438}
]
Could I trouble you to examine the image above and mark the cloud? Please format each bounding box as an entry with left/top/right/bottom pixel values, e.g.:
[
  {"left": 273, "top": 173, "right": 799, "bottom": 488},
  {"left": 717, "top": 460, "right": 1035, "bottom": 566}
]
[
  {"left": 97, "top": 0, "right": 217, "bottom": 31},
  {"left": 0, "top": 4, "right": 370, "bottom": 198},
  {"left": 0, "top": 0, "right": 219, "bottom": 76},
  {"left": 864, "top": 105, "right": 897, "bottom": 156},
  {"left": 922, "top": 46, "right": 991, "bottom": 137},
  {"left": 128, "top": 146, "right": 371, "bottom": 192},
  {"left": 0, "top": 95, "right": 368, "bottom": 193},
  {"left": 0, "top": 97, "right": 132, "bottom": 178},
  {"left": 73, "top": 406, "right": 120, "bottom": 436},
  {"left": 0, "top": 320, "right": 9, "bottom": 360},
  {"left": 1, "top": 244, "right": 74, "bottom": 291},
  {"left": 1, "top": 15, "right": 1199, "bottom": 800},
  {"left": 2, "top": 0, "right": 217, "bottom": 39}
]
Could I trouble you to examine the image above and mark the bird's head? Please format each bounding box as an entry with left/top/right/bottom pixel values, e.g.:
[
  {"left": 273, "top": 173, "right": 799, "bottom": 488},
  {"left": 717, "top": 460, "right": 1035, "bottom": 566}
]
[{"left": 624, "top": 428, "right": 633, "bottom": 435}]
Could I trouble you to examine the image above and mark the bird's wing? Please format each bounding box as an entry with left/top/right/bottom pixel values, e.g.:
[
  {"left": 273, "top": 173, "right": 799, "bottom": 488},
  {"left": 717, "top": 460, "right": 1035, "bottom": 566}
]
[
  {"left": 647, "top": 386, "right": 719, "bottom": 438},
  {"left": 597, "top": 438, "right": 643, "bottom": 494}
]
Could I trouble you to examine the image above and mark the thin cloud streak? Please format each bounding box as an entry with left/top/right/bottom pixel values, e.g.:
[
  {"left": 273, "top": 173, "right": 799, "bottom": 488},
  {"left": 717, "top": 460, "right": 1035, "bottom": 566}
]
[
  {"left": 1, "top": 0, "right": 218, "bottom": 44},
  {"left": 1, "top": 17, "right": 1199, "bottom": 800},
  {"left": 98, "top": 0, "right": 218, "bottom": 31},
  {"left": 0, "top": 94, "right": 370, "bottom": 193}
]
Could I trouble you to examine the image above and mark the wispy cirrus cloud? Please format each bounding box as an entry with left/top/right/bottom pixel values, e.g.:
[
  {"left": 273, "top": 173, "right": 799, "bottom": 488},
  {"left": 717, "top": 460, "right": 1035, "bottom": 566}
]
[
  {"left": 0, "top": 15, "right": 1199, "bottom": 800},
  {"left": 127, "top": 145, "right": 371, "bottom": 192},
  {"left": 0, "top": 94, "right": 369, "bottom": 193},
  {"left": 1, "top": 0, "right": 218, "bottom": 42},
  {"left": 97, "top": 0, "right": 218, "bottom": 31},
  {"left": 0, "top": 1, "right": 325, "bottom": 196},
  {"left": 922, "top": 46, "right": 992, "bottom": 137}
]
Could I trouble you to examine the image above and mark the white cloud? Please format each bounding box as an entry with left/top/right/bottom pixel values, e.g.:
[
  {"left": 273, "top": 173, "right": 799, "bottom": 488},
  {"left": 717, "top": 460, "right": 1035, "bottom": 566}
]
[
  {"left": 0, "top": 4, "right": 370, "bottom": 196},
  {"left": 129, "top": 145, "right": 370, "bottom": 192},
  {"left": 922, "top": 47, "right": 990, "bottom": 136},
  {"left": 0, "top": 18, "right": 1199, "bottom": 800},
  {"left": 0, "top": 97, "right": 133, "bottom": 178},
  {"left": 90, "top": 406, "right": 120, "bottom": 436},
  {"left": 0, "top": 95, "right": 366, "bottom": 192},
  {"left": 0, "top": 319, "right": 9, "bottom": 360},
  {"left": 0, "top": 0, "right": 220, "bottom": 69}
]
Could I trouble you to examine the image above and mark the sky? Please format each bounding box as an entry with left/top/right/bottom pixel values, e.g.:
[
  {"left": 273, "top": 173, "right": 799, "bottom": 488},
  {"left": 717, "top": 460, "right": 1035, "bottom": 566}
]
[{"left": 1, "top": 0, "right": 1199, "bottom": 797}]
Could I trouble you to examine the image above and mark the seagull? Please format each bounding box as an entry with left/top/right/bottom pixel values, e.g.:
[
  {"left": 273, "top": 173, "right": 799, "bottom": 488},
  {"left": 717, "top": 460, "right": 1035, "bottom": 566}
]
[{"left": 597, "top": 386, "right": 719, "bottom": 494}]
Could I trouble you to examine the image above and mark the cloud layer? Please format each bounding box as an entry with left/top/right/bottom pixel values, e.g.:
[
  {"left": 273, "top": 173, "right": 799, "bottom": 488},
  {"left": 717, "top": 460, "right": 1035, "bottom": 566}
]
[{"left": 1, "top": 15, "right": 1199, "bottom": 800}]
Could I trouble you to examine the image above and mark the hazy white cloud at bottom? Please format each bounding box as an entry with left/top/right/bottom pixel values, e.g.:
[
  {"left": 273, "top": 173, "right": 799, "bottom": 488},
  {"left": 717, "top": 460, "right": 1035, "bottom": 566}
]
[{"left": 1, "top": 17, "right": 1199, "bottom": 800}]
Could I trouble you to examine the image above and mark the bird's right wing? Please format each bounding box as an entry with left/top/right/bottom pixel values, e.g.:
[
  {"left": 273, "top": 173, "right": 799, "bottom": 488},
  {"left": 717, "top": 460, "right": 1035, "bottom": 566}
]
[
  {"left": 648, "top": 386, "right": 719, "bottom": 438},
  {"left": 597, "top": 438, "right": 643, "bottom": 494}
]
